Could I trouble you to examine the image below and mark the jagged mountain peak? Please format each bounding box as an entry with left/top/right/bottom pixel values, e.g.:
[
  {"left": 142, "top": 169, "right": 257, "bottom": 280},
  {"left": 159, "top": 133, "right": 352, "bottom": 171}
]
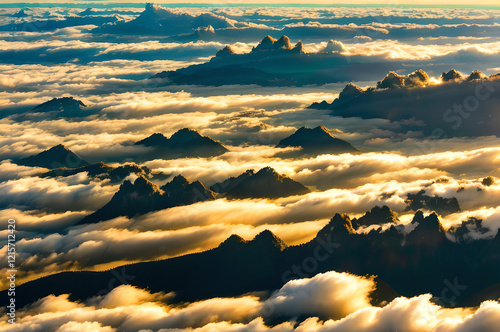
[
  {"left": 411, "top": 210, "right": 425, "bottom": 224},
  {"left": 467, "top": 70, "right": 487, "bottom": 81},
  {"left": 441, "top": 68, "right": 464, "bottom": 82},
  {"left": 16, "top": 144, "right": 89, "bottom": 169},
  {"left": 406, "top": 69, "right": 430, "bottom": 87},
  {"left": 50, "top": 144, "right": 70, "bottom": 152},
  {"left": 254, "top": 166, "right": 281, "bottom": 177},
  {"left": 329, "top": 213, "right": 356, "bottom": 233},
  {"left": 292, "top": 41, "right": 304, "bottom": 53},
  {"left": 253, "top": 35, "right": 293, "bottom": 52},
  {"left": 79, "top": 172, "right": 214, "bottom": 225},
  {"left": 250, "top": 230, "right": 288, "bottom": 250},
  {"left": 12, "top": 8, "right": 29, "bottom": 17},
  {"left": 353, "top": 205, "right": 399, "bottom": 229},
  {"left": 275, "top": 35, "right": 292, "bottom": 49},
  {"left": 277, "top": 126, "right": 359, "bottom": 155},
  {"left": 410, "top": 211, "right": 445, "bottom": 232},
  {"left": 134, "top": 133, "right": 169, "bottom": 147},
  {"left": 260, "top": 35, "right": 277, "bottom": 45},
  {"left": 79, "top": 8, "right": 97, "bottom": 16},
  {"left": 313, "top": 125, "right": 330, "bottom": 133},
  {"left": 225, "top": 166, "right": 309, "bottom": 199},
  {"left": 409, "top": 69, "right": 429, "bottom": 81},
  {"left": 166, "top": 174, "right": 190, "bottom": 187},
  {"left": 216, "top": 45, "right": 237, "bottom": 57},
  {"left": 209, "top": 169, "right": 255, "bottom": 193},
  {"left": 134, "top": 128, "right": 228, "bottom": 158},
  {"left": 169, "top": 128, "right": 203, "bottom": 142},
  {"left": 196, "top": 25, "right": 215, "bottom": 34},
  {"left": 377, "top": 71, "right": 406, "bottom": 89},
  {"left": 31, "top": 97, "right": 86, "bottom": 113},
  {"left": 119, "top": 175, "right": 162, "bottom": 197},
  {"left": 219, "top": 234, "right": 247, "bottom": 248},
  {"left": 315, "top": 213, "right": 356, "bottom": 243},
  {"left": 339, "top": 83, "right": 364, "bottom": 100},
  {"left": 406, "top": 212, "right": 446, "bottom": 245}
]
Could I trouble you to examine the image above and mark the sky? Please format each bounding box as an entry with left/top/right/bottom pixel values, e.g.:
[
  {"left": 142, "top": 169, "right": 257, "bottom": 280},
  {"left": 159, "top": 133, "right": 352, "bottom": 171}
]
[{"left": 0, "top": 1, "right": 499, "bottom": 7}]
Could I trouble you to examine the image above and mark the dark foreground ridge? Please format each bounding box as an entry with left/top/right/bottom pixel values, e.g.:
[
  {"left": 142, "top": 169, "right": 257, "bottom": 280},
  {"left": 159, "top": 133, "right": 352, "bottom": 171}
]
[{"left": 7, "top": 207, "right": 500, "bottom": 310}]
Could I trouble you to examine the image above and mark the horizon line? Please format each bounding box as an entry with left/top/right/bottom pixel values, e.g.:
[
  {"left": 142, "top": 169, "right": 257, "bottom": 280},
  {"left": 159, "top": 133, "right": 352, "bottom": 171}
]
[{"left": 2, "top": 2, "right": 500, "bottom": 8}]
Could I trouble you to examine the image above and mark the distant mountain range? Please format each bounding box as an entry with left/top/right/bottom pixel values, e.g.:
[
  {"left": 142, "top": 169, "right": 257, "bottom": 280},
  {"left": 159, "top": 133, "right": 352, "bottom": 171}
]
[
  {"left": 151, "top": 35, "right": 399, "bottom": 86},
  {"left": 78, "top": 175, "right": 215, "bottom": 225},
  {"left": 277, "top": 126, "right": 359, "bottom": 156},
  {"left": 94, "top": 3, "right": 235, "bottom": 35},
  {"left": 134, "top": 128, "right": 229, "bottom": 160},
  {"left": 16, "top": 144, "right": 89, "bottom": 169},
  {"left": 0, "top": 13, "right": 117, "bottom": 32},
  {"left": 309, "top": 69, "right": 500, "bottom": 138},
  {"left": 8, "top": 207, "right": 500, "bottom": 310}
]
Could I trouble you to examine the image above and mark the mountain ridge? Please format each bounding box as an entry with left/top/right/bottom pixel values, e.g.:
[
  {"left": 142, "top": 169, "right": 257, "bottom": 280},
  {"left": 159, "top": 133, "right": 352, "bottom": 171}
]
[
  {"left": 134, "top": 128, "right": 228, "bottom": 159},
  {"left": 7, "top": 209, "right": 500, "bottom": 310},
  {"left": 277, "top": 126, "right": 359, "bottom": 156},
  {"left": 16, "top": 144, "right": 90, "bottom": 169}
]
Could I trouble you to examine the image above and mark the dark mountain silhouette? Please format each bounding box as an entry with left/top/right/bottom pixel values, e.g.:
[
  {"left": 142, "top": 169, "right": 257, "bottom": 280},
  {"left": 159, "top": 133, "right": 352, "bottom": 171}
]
[
  {"left": 78, "top": 175, "right": 215, "bottom": 225},
  {"left": 13, "top": 97, "right": 99, "bottom": 121},
  {"left": 31, "top": 97, "right": 85, "bottom": 114},
  {"left": 405, "top": 190, "right": 460, "bottom": 216},
  {"left": 151, "top": 35, "right": 398, "bottom": 87},
  {"left": 338, "top": 82, "right": 365, "bottom": 101},
  {"left": 225, "top": 167, "right": 310, "bottom": 199},
  {"left": 407, "top": 211, "right": 447, "bottom": 246},
  {"left": 78, "top": 8, "right": 98, "bottom": 16},
  {"left": 351, "top": 205, "right": 399, "bottom": 229},
  {"left": 377, "top": 71, "right": 406, "bottom": 89},
  {"left": 375, "top": 70, "right": 430, "bottom": 89},
  {"left": 9, "top": 209, "right": 500, "bottom": 311},
  {"left": 251, "top": 35, "right": 301, "bottom": 54},
  {"left": 215, "top": 45, "right": 238, "bottom": 57},
  {"left": 41, "top": 162, "right": 168, "bottom": 183},
  {"left": 134, "top": 128, "right": 228, "bottom": 159},
  {"left": 312, "top": 213, "right": 356, "bottom": 244},
  {"left": 210, "top": 169, "right": 255, "bottom": 193},
  {"left": 441, "top": 68, "right": 464, "bottom": 82},
  {"left": 16, "top": 145, "right": 89, "bottom": 169},
  {"left": 12, "top": 9, "right": 29, "bottom": 17},
  {"left": 135, "top": 133, "right": 170, "bottom": 147},
  {"left": 467, "top": 70, "right": 487, "bottom": 81},
  {"left": 308, "top": 70, "right": 500, "bottom": 138},
  {"left": 277, "top": 126, "right": 359, "bottom": 156}
]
